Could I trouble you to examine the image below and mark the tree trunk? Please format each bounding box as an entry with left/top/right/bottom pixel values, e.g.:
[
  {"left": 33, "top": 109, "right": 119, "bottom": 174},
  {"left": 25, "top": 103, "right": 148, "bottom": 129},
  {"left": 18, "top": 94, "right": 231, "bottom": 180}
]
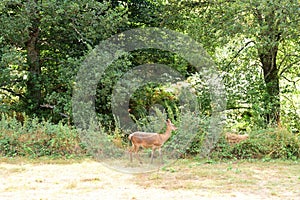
[
  {"left": 255, "top": 8, "right": 281, "bottom": 126},
  {"left": 259, "top": 48, "right": 280, "bottom": 125},
  {"left": 25, "top": 1, "right": 42, "bottom": 114}
]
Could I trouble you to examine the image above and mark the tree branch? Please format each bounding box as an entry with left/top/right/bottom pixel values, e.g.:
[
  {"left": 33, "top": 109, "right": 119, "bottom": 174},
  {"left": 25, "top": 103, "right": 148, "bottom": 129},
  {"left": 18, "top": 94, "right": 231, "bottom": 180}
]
[
  {"left": 225, "top": 40, "right": 256, "bottom": 69},
  {"left": 226, "top": 106, "right": 251, "bottom": 110},
  {"left": 281, "top": 75, "right": 300, "bottom": 89},
  {"left": 0, "top": 87, "right": 24, "bottom": 99},
  {"left": 0, "top": 79, "right": 22, "bottom": 87},
  {"left": 71, "top": 19, "right": 93, "bottom": 49},
  {"left": 279, "top": 56, "right": 300, "bottom": 76},
  {"left": 281, "top": 94, "right": 300, "bottom": 121}
]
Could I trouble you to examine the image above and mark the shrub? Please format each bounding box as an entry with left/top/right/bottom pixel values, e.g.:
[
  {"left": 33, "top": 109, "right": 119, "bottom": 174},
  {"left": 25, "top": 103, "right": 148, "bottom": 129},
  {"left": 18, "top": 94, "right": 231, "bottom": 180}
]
[
  {"left": 0, "top": 113, "right": 85, "bottom": 158},
  {"left": 211, "top": 128, "right": 300, "bottom": 160}
]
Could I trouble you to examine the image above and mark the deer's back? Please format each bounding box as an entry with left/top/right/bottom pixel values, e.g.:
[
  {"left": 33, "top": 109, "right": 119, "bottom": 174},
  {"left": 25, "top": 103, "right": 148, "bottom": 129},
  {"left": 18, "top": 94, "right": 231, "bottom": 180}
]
[{"left": 129, "top": 132, "right": 163, "bottom": 147}]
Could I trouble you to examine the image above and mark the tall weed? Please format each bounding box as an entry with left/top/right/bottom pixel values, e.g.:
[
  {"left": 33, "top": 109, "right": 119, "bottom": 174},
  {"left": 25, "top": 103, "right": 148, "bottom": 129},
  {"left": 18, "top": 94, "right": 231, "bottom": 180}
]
[{"left": 0, "top": 113, "right": 85, "bottom": 158}]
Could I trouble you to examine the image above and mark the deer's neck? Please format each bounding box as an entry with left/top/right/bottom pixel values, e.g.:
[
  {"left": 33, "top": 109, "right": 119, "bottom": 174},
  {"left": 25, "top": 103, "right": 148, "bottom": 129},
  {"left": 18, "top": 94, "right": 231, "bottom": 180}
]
[{"left": 161, "top": 126, "right": 172, "bottom": 142}]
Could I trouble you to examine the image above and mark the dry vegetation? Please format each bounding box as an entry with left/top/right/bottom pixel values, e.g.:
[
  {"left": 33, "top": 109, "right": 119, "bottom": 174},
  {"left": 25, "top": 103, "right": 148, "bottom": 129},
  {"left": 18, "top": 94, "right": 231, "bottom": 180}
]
[{"left": 0, "top": 158, "right": 299, "bottom": 199}]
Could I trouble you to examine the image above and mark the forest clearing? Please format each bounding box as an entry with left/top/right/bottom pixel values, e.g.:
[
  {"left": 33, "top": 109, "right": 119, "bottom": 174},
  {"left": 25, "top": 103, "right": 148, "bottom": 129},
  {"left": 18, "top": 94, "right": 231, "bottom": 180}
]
[
  {"left": 1, "top": 1, "right": 299, "bottom": 200},
  {"left": 0, "top": 158, "right": 299, "bottom": 200}
]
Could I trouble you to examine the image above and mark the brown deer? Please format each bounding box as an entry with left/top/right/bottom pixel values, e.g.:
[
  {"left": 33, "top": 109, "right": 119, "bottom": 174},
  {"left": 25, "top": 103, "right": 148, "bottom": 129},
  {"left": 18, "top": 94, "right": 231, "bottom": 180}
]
[
  {"left": 225, "top": 132, "right": 249, "bottom": 145},
  {"left": 128, "top": 119, "right": 177, "bottom": 164}
]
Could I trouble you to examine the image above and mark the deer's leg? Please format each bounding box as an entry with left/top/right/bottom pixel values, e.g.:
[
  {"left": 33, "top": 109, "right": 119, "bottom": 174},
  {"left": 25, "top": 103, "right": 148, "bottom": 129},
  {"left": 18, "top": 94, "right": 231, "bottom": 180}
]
[
  {"left": 158, "top": 148, "right": 163, "bottom": 164},
  {"left": 150, "top": 148, "right": 155, "bottom": 164},
  {"left": 134, "top": 145, "right": 142, "bottom": 164},
  {"left": 129, "top": 144, "right": 134, "bottom": 162}
]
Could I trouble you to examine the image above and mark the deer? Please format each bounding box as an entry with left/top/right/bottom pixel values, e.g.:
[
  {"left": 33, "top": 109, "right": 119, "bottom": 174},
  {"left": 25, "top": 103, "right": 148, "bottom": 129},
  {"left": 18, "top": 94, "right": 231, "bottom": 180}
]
[
  {"left": 225, "top": 132, "right": 249, "bottom": 145},
  {"left": 128, "top": 119, "right": 177, "bottom": 164}
]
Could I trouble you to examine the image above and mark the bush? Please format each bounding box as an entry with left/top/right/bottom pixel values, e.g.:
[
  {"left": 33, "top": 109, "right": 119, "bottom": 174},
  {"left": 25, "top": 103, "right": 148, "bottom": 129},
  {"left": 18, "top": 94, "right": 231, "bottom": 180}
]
[
  {"left": 212, "top": 128, "right": 300, "bottom": 160},
  {"left": 0, "top": 113, "right": 85, "bottom": 158},
  {"left": 1, "top": 112, "right": 299, "bottom": 161}
]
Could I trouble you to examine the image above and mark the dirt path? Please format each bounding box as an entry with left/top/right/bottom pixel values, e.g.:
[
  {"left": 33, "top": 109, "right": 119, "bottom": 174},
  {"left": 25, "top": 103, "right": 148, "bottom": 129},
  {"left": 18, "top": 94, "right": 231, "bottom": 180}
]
[{"left": 0, "top": 159, "right": 299, "bottom": 199}]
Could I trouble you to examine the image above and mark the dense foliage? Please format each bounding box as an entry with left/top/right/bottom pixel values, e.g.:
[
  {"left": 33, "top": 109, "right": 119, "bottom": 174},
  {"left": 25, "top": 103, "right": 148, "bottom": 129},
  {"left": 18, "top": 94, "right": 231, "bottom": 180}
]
[
  {"left": 0, "top": 0, "right": 127, "bottom": 121},
  {"left": 0, "top": 0, "right": 299, "bottom": 158},
  {"left": 163, "top": 0, "right": 300, "bottom": 129}
]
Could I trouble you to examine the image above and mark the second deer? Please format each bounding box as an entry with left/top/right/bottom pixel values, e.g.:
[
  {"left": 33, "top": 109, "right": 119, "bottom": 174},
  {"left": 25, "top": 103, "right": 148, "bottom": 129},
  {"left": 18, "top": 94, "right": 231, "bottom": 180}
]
[{"left": 128, "top": 119, "right": 177, "bottom": 164}]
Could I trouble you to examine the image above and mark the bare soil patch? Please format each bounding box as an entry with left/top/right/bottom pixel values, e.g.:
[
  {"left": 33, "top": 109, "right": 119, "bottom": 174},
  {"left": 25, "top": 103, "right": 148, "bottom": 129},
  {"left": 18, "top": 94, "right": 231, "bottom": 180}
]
[{"left": 0, "top": 158, "right": 299, "bottom": 199}]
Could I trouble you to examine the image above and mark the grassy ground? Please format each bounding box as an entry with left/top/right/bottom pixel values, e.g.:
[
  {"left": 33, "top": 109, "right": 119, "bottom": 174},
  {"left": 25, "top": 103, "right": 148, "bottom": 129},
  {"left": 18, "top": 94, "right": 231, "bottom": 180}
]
[
  {"left": 0, "top": 157, "right": 299, "bottom": 199},
  {"left": 135, "top": 159, "right": 300, "bottom": 198}
]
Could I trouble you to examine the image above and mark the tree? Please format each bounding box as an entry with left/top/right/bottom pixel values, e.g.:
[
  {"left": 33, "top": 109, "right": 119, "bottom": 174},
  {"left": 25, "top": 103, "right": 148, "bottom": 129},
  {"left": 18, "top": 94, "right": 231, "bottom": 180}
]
[
  {"left": 0, "top": 0, "right": 127, "bottom": 120},
  {"left": 110, "top": 0, "right": 162, "bottom": 27},
  {"left": 164, "top": 0, "right": 300, "bottom": 126}
]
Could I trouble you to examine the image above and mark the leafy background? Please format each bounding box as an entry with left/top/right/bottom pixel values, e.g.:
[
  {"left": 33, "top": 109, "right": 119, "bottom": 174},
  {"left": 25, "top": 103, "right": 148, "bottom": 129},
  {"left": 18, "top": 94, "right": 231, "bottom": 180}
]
[{"left": 0, "top": 0, "right": 299, "bottom": 159}]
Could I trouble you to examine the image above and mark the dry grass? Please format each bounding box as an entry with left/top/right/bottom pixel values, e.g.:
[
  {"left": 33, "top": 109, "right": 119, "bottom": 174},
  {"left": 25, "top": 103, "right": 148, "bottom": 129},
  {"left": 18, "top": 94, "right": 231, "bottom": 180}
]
[
  {"left": 135, "top": 159, "right": 300, "bottom": 196},
  {"left": 0, "top": 157, "right": 299, "bottom": 199}
]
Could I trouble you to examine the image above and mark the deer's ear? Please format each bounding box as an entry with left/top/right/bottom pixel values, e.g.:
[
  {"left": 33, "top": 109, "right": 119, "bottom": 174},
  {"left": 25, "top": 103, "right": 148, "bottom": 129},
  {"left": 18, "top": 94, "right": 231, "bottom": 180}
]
[{"left": 167, "top": 119, "right": 171, "bottom": 123}]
